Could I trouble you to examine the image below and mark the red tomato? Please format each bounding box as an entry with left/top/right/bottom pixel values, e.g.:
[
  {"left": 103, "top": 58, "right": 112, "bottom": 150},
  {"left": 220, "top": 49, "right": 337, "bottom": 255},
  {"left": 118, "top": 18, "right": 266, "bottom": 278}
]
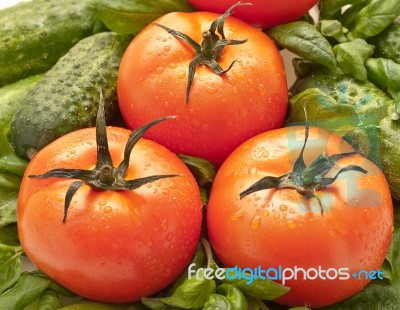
[
  {"left": 206, "top": 126, "right": 393, "bottom": 307},
  {"left": 117, "top": 10, "right": 287, "bottom": 167},
  {"left": 18, "top": 126, "right": 203, "bottom": 303},
  {"left": 187, "top": 0, "right": 318, "bottom": 28}
]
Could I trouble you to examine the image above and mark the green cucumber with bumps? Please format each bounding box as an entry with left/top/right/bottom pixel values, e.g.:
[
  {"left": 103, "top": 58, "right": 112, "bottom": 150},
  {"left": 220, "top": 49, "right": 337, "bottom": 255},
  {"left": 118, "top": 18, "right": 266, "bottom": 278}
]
[
  {"left": 10, "top": 32, "right": 132, "bottom": 160},
  {"left": 0, "top": 0, "right": 102, "bottom": 87}
]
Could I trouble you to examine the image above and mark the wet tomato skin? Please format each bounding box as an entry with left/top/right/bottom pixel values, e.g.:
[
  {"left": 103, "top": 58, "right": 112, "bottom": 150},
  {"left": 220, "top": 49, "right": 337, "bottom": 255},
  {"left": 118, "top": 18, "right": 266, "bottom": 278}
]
[
  {"left": 18, "top": 126, "right": 203, "bottom": 303},
  {"left": 117, "top": 11, "right": 288, "bottom": 167},
  {"left": 207, "top": 126, "right": 393, "bottom": 307},
  {"left": 187, "top": 0, "right": 318, "bottom": 28}
]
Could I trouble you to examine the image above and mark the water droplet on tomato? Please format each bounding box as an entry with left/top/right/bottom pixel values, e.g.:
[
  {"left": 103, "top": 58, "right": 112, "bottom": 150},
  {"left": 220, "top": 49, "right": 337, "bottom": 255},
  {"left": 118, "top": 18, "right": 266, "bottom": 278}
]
[
  {"left": 166, "top": 232, "right": 174, "bottom": 241},
  {"left": 161, "top": 219, "right": 168, "bottom": 231},
  {"left": 233, "top": 69, "right": 246, "bottom": 79},
  {"left": 164, "top": 45, "right": 171, "bottom": 51},
  {"left": 168, "top": 180, "right": 177, "bottom": 189},
  {"left": 169, "top": 62, "right": 177, "bottom": 68},
  {"left": 257, "top": 84, "right": 267, "bottom": 96},
  {"left": 103, "top": 206, "right": 112, "bottom": 213},
  {"left": 262, "top": 210, "right": 269, "bottom": 217},
  {"left": 249, "top": 166, "right": 257, "bottom": 176},
  {"left": 261, "top": 151, "right": 270, "bottom": 159},
  {"left": 232, "top": 86, "right": 238, "bottom": 94},
  {"left": 55, "top": 195, "right": 63, "bottom": 202},
  {"left": 162, "top": 189, "right": 170, "bottom": 196},
  {"left": 250, "top": 215, "right": 261, "bottom": 230},
  {"left": 156, "top": 67, "right": 164, "bottom": 74},
  {"left": 230, "top": 209, "right": 243, "bottom": 221},
  {"left": 99, "top": 200, "right": 107, "bottom": 206},
  {"left": 147, "top": 50, "right": 153, "bottom": 55},
  {"left": 279, "top": 204, "right": 288, "bottom": 212},
  {"left": 178, "top": 70, "right": 186, "bottom": 79},
  {"left": 206, "top": 86, "right": 218, "bottom": 94},
  {"left": 287, "top": 221, "right": 297, "bottom": 229}
]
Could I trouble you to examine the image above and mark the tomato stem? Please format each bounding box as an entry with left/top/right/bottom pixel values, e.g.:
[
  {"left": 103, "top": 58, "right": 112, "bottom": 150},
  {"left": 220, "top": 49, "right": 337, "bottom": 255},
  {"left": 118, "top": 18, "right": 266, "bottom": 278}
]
[
  {"left": 29, "top": 91, "right": 179, "bottom": 222},
  {"left": 240, "top": 103, "right": 368, "bottom": 215},
  {"left": 154, "top": 1, "right": 251, "bottom": 104}
]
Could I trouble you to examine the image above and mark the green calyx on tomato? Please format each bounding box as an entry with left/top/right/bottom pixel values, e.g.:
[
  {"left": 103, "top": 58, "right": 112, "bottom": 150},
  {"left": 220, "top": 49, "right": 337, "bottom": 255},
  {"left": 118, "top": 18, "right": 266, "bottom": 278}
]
[
  {"left": 28, "top": 91, "right": 178, "bottom": 222},
  {"left": 240, "top": 104, "right": 367, "bottom": 214},
  {"left": 154, "top": 1, "right": 250, "bottom": 104}
]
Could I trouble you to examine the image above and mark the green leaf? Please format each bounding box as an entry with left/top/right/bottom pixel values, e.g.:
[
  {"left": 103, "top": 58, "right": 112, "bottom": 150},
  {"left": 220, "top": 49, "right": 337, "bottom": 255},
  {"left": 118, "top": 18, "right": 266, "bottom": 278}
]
[
  {"left": 159, "top": 273, "right": 216, "bottom": 309},
  {"left": 0, "top": 191, "right": 18, "bottom": 228},
  {"left": 365, "top": 57, "right": 400, "bottom": 102},
  {"left": 267, "top": 21, "right": 337, "bottom": 72},
  {"left": 178, "top": 154, "right": 216, "bottom": 188},
  {"left": 0, "top": 224, "right": 19, "bottom": 247},
  {"left": 167, "top": 242, "right": 207, "bottom": 294},
  {"left": 0, "top": 271, "right": 52, "bottom": 309},
  {"left": 37, "top": 289, "right": 62, "bottom": 310},
  {"left": 350, "top": 0, "right": 400, "bottom": 39},
  {"left": 247, "top": 297, "right": 269, "bottom": 310},
  {"left": 318, "top": 0, "right": 368, "bottom": 20},
  {"left": 323, "top": 281, "right": 400, "bottom": 309},
  {"left": 90, "top": 0, "right": 194, "bottom": 35},
  {"left": 0, "top": 243, "right": 22, "bottom": 294},
  {"left": 216, "top": 283, "right": 248, "bottom": 310},
  {"left": 382, "top": 228, "right": 400, "bottom": 290},
  {"left": 0, "top": 75, "right": 41, "bottom": 177},
  {"left": 141, "top": 297, "right": 176, "bottom": 310},
  {"left": 333, "top": 38, "right": 375, "bottom": 81},
  {"left": 222, "top": 270, "right": 290, "bottom": 301},
  {"left": 203, "top": 294, "right": 232, "bottom": 310},
  {"left": 318, "top": 20, "right": 350, "bottom": 43}
]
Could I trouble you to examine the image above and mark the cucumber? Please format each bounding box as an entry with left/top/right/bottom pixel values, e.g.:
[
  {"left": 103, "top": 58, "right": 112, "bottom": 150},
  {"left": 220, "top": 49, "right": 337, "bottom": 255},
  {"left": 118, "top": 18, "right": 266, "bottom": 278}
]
[
  {"left": 10, "top": 32, "right": 132, "bottom": 160},
  {"left": 0, "top": 0, "right": 101, "bottom": 87}
]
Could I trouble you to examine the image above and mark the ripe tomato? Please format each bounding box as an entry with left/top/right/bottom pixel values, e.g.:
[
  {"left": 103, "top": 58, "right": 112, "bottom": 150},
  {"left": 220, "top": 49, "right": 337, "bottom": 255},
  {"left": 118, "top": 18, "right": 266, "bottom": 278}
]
[
  {"left": 117, "top": 8, "right": 287, "bottom": 166},
  {"left": 17, "top": 125, "right": 203, "bottom": 303},
  {"left": 206, "top": 126, "right": 393, "bottom": 307},
  {"left": 187, "top": 0, "right": 318, "bottom": 28}
]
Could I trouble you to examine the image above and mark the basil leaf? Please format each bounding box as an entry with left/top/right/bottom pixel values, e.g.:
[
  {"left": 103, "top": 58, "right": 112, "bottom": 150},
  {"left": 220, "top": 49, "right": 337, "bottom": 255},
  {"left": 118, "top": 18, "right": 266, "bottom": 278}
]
[
  {"left": 159, "top": 273, "right": 216, "bottom": 309},
  {"left": 318, "top": 20, "right": 350, "bottom": 43},
  {"left": 0, "top": 75, "right": 41, "bottom": 177},
  {"left": 0, "top": 224, "right": 19, "bottom": 247},
  {"left": 37, "top": 289, "right": 61, "bottom": 310},
  {"left": 323, "top": 281, "right": 400, "bottom": 309},
  {"left": 0, "top": 271, "right": 52, "bottom": 309},
  {"left": 333, "top": 38, "right": 375, "bottom": 81},
  {"left": 141, "top": 297, "right": 176, "bottom": 310},
  {"left": 216, "top": 283, "right": 248, "bottom": 310},
  {"left": 178, "top": 154, "right": 216, "bottom": 188},
  {"left": 267, "top": 21, "right": 337, "bottom": 72},
  {"left": 318, "top": 0, "right": 367, "bottom": 20},
  {"left": 203, "top": 294, "right": 232, "bottom": 310},
  {"left": 0, "top": 243, "right": 22, "bottom": 294},
  {"left": 350, "top": 0, "right": 400, "bottom": 39},
  {"left": 222, "top": 271, "right": 290, "bottom": 301},
  {"left": 382, "top": 228, "right": 400, "bottom": 290},
  {"left": 247, "top": 297, "right": 269, "bottom": 310},
  {"left": 365, "top": 57, "right": 400, "bottom": 119},
  {"left": 167, "top": 243, "right": 206, "bottom": 294},
  {"left": 0, "top": 191, "right": 18, "bottom": 228},
  {"left": 90, "top": 0, "right": 193, "bottom": 35}
]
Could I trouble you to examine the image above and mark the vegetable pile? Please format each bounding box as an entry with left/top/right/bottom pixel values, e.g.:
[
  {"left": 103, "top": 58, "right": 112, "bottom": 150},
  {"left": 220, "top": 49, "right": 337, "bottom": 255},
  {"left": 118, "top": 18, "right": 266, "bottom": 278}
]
[{"left": 1, "top": 0, "right": 400, "bottom": 309}]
